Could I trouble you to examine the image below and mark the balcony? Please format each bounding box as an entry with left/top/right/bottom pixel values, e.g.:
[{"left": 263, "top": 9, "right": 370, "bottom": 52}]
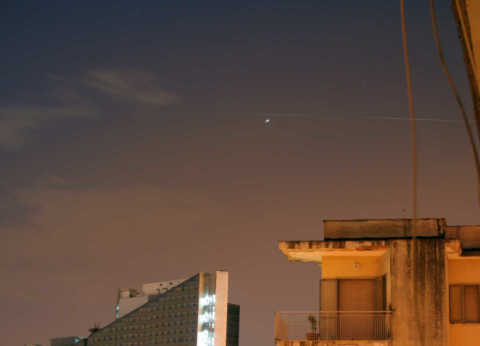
[{"left": 274, "top": 311, "right": 392, "bottom": 345}]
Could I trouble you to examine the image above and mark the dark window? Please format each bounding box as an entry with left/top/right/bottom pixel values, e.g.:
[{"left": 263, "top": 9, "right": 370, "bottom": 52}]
[{"left": 450, "top": 284, "right": 480, "bottom": 323}]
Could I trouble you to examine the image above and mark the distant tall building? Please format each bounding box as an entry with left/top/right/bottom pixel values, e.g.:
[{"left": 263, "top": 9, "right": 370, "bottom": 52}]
[
  {"left": 88, "top": 271, "right": 240, "bottom": 346},
  {"left": 226, "top": 304, "right": 240, "bottom": 346}
]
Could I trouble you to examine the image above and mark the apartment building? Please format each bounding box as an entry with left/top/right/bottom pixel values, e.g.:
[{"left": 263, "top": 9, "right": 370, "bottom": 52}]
[{"left": 274, "top": 218, "right": 480, "bottom": 346}]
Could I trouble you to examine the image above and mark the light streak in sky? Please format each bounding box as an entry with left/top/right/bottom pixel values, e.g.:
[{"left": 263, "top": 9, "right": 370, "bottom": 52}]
[{"left": 258, "top": 112, "right": 462, "bottom": 123}]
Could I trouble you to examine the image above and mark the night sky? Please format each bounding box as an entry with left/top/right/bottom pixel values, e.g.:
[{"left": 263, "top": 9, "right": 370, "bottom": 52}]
[{"left": 2, "top": 1, "right": 479, "bottom": 345}]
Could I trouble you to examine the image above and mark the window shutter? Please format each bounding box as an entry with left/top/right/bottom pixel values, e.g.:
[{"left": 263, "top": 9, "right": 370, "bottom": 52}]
[
  {"left": 450, "top": 285, "right": 463, "bottom": 322},
  {"left": 464, "top": 286, "right": 480, "bottom": 322},
  {"left": 374, "top": 276, "right": 386, "bottom": 310},
  {"left": 320, "top": 279, "right": 338, "bottom": 311}
]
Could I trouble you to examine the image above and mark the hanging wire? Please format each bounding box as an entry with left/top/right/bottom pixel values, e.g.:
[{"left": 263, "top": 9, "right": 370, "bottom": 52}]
[
  {"left": 429, "top": 0, "right": 480, "bottom": 207},
  {"left": 400, "top": 0, "right": 418, "bottom": 231}
]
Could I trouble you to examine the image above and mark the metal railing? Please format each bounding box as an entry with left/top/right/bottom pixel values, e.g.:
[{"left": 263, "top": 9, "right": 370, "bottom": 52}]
[{"left": 274, "top": 311, "right": 392, "bottom": 341}]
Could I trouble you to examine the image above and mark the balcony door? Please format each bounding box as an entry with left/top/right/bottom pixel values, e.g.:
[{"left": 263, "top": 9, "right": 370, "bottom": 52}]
[
  {"left": 338, "top": 279, "right": 376, "bottom": 339},
  {"left": 320, "top": 276, "right": 386, "bottom": 339}
]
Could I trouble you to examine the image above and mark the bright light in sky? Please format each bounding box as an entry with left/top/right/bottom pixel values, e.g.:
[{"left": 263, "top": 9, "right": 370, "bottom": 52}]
[{"left": 264, "top": 118, "right": 271, "bottom": 125}]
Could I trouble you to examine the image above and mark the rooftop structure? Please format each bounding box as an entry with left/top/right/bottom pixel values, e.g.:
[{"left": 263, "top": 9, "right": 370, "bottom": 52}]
[
  {"left": 116, "top": 278, "right": 186, "bottom": 319},
  {"left": 275, "top": 218, "right": 480, "bottom": 346}
]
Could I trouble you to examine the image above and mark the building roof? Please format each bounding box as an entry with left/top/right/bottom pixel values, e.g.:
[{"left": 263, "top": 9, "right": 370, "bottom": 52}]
[{"left": 278, "top": 219, "right": 480, "bottom": 263}]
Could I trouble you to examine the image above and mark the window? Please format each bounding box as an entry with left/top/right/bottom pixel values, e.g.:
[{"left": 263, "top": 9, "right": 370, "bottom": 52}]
[
  {"left": 319, "top": 277, "right": 387, "bottom": 339},
  {"left": 450, "top": 284, "right": 480, "bottom": 323}
]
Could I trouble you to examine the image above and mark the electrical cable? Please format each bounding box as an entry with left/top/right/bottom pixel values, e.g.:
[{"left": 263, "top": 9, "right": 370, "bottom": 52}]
[
  {"left": 400, "top": 0, "right": 418, "bottom": 228},
  {"left": 429, "top": 0, "right": 480, "bottom": 207}
]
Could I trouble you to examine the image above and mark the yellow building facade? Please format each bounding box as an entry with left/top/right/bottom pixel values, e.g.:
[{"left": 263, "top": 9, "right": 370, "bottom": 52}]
[
  {"left": 275, "top": 219, "right": 480, "bottom": 346},
  {"left": 446, "top": 226, "right": 480, "bottom": 346}
]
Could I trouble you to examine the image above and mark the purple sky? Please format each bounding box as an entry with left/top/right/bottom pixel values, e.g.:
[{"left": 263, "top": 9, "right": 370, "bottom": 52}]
[{"left": 2, "top": 1, "right": 479, "bottom": 345}]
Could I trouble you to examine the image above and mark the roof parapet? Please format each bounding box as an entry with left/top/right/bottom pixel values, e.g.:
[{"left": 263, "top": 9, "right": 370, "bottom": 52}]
[{"left": 323, "top": 218, "right": 447, "bottom": 240}]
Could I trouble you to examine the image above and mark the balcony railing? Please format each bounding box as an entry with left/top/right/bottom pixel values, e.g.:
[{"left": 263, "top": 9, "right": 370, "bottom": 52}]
[{"left": 274, "top": 311, "right": 392, "bottom": 341}]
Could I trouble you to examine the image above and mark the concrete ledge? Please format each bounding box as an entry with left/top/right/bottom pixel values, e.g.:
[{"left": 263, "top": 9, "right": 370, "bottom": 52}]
[
  {"left": 278, "top": 240, "right": 388, "bottom": 264},
  {"left": 324, "top": 218, "right": 446, "bottom": 240}
]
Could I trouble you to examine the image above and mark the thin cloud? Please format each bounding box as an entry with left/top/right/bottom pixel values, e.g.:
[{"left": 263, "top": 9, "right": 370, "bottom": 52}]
[
  {"left": 85, "top": 69, "right": 179, "bottom": 106},
  {"left": 0, "top": 186, "right": 37, "bottom": 230},
  {"left": 0, "top": 106, "right": 98, "bottom": 150},
  {"left": 0, "top": 68, "right": 178, "bottom": 150}
]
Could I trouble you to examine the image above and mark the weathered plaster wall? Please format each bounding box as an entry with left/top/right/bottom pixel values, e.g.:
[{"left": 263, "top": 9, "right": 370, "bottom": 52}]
[
  {"left": 449, "top": 323, "right": 480, "bottom": 346},
  {"left": 448, "top": 258, "right": 480, "bottom": 284},
  {"left": 321, "top": 255, "right": 387, "bottom": 279},
  {"left": 390, "top": 239, "right": 448, "bottom": 346}
]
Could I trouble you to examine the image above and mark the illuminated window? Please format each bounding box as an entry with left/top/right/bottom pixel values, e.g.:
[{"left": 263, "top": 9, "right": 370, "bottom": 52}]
[{"left": 450, "top": 284, "right": 480, "bottom": 322}]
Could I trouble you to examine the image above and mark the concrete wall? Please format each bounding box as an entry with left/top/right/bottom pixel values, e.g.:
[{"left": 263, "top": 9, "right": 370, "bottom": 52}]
[{"left": 390, "top": 239, "right": 448, "bottom": 346}]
